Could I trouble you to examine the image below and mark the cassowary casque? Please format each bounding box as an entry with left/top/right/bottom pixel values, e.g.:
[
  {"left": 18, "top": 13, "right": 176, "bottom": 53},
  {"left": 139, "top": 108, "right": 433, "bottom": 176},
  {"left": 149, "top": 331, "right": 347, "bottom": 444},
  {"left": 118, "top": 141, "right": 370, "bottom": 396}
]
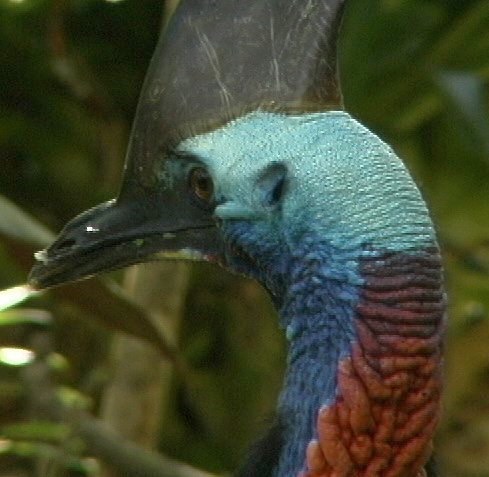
[{"left": 29, "top": 1, "right": 445, "bottom": 476}]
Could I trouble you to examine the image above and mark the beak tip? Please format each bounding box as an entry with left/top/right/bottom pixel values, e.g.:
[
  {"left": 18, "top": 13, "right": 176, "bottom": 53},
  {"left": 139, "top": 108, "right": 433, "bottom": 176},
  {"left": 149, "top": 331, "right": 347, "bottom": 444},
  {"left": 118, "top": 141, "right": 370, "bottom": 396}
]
[
  {"left": 27, "top": 278, "right": 42, "bottom": 292},
  {"left": 27, "top": 266, "right": 45, "bottom": 291},
  {"left": 27, "top": 250, "right": 51, "bottom": 290}
]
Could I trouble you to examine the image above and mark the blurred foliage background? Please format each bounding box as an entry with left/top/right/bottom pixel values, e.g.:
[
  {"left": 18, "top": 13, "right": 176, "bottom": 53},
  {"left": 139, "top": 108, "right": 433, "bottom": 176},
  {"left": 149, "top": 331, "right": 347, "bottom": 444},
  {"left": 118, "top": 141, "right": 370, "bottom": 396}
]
[{"left": 0, "top": 0, "right": 488, "bottom": 476}]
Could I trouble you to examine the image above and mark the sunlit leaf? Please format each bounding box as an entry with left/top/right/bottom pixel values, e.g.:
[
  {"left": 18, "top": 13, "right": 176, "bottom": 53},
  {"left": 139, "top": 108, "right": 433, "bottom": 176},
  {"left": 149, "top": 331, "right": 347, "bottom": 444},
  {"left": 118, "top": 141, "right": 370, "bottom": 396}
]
[
  {"left": 0, "top": 347, "right": 34, "bottom": 366},
  {"left": 0, "top": 284, "right": 38, "bottom": 311},
  {"left": 0, "top": 308, "right": 52, "bottom": 326}
]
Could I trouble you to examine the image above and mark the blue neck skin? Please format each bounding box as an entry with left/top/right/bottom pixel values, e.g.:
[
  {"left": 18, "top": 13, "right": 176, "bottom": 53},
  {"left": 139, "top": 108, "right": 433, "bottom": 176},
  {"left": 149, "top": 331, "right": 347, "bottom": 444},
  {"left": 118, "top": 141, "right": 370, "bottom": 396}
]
[{"left": 223, "top": 224, "right": 363, "bottom": 476}]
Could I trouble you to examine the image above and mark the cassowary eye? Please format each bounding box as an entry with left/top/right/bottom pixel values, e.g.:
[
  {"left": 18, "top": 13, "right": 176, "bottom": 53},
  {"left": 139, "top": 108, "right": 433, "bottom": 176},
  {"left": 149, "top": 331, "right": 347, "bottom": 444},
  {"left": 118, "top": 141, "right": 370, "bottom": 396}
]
[{"left": 189, "top": 167, "right": 214, "bottom": 203}]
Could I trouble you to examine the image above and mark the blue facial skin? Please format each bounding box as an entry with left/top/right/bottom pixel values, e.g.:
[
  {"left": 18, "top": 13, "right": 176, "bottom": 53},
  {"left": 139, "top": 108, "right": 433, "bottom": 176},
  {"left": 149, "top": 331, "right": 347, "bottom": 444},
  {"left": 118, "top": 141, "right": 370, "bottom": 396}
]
[{"left": 177, "top": 110, "right": 436, "bottom": 475}]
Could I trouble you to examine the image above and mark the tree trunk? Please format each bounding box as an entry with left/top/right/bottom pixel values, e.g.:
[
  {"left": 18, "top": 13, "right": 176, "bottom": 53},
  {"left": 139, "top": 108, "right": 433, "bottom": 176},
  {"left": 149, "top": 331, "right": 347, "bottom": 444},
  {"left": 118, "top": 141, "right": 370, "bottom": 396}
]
[{"left": 100, "top": 262, "right": 189, "bottom": 477}]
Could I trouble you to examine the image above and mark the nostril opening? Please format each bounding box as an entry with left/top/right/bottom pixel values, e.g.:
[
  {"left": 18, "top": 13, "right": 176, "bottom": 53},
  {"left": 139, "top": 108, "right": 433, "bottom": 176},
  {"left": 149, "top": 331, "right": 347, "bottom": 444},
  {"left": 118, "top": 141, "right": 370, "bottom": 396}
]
[{"left": 56, "top": 238, "right": 77, "bottom": 250}]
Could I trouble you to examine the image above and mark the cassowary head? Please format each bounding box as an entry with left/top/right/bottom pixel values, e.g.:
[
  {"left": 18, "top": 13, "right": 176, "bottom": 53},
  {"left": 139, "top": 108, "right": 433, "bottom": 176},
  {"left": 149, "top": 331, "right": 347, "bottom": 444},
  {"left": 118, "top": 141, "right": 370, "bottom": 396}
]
[{"left": 29, "top": 1, "right": 445, "bottom": 476}]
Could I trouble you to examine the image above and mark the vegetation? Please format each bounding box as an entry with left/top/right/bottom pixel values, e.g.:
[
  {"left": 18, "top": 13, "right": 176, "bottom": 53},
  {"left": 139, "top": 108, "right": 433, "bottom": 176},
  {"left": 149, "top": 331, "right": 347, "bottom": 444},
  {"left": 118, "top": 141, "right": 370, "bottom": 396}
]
[{"left": 0, "top": 0, "right": 488, "bottom": 475}]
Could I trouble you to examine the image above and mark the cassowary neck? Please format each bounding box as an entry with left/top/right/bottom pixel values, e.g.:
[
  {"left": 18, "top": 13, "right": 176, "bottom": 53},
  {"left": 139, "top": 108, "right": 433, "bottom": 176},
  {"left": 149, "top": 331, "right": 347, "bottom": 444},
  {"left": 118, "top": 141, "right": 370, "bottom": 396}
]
[
  {"left": 251, "top": 234, "right": 444, "bottom": 477},
  {"left": 275, "top": 238, "right": 362, "bottom": 476}
]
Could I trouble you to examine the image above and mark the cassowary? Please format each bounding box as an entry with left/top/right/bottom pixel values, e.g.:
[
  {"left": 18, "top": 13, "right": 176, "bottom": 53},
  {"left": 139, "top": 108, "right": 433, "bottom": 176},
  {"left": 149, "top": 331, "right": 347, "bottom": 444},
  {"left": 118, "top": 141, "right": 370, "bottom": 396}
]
[{"left": 29, "top": 1, "right": 445, "bottom": 476}]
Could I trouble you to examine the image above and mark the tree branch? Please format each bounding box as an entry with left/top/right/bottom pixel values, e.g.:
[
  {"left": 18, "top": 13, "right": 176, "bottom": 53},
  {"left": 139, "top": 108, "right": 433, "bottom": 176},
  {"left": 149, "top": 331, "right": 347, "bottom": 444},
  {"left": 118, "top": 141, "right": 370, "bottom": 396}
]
[{"left": 21, "top": 340, "right": 216, "bottom": 477}]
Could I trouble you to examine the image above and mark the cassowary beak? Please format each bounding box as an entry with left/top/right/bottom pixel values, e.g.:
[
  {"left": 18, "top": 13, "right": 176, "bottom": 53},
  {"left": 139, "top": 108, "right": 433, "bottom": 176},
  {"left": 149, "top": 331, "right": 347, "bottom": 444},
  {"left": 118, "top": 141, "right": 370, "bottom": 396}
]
[{"left": 28, "top": 189, "right": 222, "bottom": 290}]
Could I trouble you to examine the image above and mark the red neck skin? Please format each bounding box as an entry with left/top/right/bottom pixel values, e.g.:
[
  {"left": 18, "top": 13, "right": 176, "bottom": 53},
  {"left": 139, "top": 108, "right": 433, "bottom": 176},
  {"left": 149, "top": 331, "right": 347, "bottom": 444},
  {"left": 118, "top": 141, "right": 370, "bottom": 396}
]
[{"left": 300, "top": 247, "right": 445, "bottom": 477}]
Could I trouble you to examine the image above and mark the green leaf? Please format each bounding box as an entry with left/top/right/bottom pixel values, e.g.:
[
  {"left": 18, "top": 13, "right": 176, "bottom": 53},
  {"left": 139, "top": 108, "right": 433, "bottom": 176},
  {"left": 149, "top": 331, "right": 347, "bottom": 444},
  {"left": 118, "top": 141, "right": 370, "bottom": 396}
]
[
  {"left": 0, "top": 284, "right": 38, "bottom": 311},
  {"left": 0, "top": 440, "right": 98, "bottom": 474},
  {"left": 57, "top": 386, "right": 92, "bottom": 411},
  {"left": 1, "top": 421, "right": 69, "bottom": 444},
  {"left": 0, "top": 308, "right": 52, "bottom": 326},
  {"left": 0, "top": 194, "right": 54, "bottom": 248}
]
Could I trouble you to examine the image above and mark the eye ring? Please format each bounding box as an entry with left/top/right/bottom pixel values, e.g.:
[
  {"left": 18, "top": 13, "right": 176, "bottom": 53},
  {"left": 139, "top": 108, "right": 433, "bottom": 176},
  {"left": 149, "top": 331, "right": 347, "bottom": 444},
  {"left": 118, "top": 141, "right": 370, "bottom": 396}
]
[{"left": 189, "top": 167, "right": 214, "bottom": 203}]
